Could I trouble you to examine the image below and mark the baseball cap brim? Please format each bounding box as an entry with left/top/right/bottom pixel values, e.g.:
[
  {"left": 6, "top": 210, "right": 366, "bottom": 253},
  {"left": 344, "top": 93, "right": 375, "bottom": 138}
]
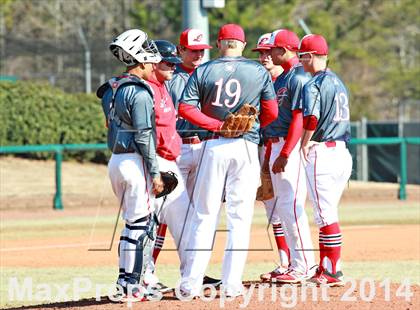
[
  {"left": 183, "top": 44, "right": 213, "bottom": 50},
  {"left": 162, "top": 56, "right": 182, "bottom": 64},
  {"left": 252, "top": 46, "right": 271, "bottom": 51},
  {"left": 289, "top": 46, "right": 301, "bottom": 52}
]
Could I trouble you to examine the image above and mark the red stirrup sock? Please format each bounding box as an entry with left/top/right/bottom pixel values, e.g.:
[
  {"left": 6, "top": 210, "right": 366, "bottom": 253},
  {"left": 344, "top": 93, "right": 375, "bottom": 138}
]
[
  {"left": 273, "top": 223, "right": 290, "bottom": 267},
  {"left": 152, "top": 224, "right": 167, "bottom": 263},
  {"left": 319, "top": 222, "right": 342, "bottom": 274}
]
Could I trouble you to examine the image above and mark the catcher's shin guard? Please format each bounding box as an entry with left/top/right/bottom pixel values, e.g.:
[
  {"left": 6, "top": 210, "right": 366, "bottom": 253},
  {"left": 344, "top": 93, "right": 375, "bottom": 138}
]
[{"left": 119, "top": 215, "right": 157, "bottom": 287}]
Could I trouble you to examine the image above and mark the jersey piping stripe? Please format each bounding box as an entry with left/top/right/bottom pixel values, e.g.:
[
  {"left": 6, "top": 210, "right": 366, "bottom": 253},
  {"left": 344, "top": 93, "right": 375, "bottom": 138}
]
[
  {"left": 293, "top": 159, "right": 309, "bottom": 274},
  {"left": 141, "top": 158, "right": 151, "bottom": 212},
  {"left": 314, "top": 149, "right": 327, "bottom": 225}
]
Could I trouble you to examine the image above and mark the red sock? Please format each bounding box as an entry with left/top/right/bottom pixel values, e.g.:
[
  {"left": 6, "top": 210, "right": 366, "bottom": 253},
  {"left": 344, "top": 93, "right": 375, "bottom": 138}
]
[
  {"left": 319, "top": 222, "right": 342, "bottom": 274},
  {"left": 272, "top": 223, "right": 290, "bottom": 267},
  {"left": 152, "top": 224, "right": 167, "bottom": 263}
]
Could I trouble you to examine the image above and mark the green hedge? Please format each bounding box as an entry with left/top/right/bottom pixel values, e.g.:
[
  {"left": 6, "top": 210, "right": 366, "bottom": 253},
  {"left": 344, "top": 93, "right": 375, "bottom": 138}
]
[{"left": 0, "top": 81, "right": 109, "bottom": 162}]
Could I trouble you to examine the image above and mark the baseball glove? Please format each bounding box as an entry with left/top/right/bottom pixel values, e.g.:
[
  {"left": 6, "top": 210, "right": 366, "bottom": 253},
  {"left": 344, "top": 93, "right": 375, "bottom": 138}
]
[
  {"left": 156, "top": 171, "right": 178, "bottom": 198},
  {"left": 256, "top": 167, "right": 274, "bottom": 201},
  {"left": 219, "top": 103, "right": 258, "bottom": 138}
]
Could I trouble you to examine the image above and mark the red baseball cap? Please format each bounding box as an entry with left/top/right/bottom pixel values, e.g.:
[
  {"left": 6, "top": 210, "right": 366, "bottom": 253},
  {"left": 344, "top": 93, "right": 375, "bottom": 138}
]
[
  {"left": 217, "top": 23, "right": 245, "bottom": 43},
  {"left": 179, "top": 28, "right": 212, "bottom": 50},
  {"left": 252, "top": 33, "right": 272, "bottom": 51},
  {"left": 295, "top": 34, "right": 329, "bottom": 55},
  {"left": 267, "top": 29, "right": 299, "bottom": 50}
]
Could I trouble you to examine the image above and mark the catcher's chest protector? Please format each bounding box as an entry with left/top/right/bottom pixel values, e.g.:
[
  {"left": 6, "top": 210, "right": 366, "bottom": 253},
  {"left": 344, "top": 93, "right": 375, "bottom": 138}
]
[{"left": 97, "top": 74, "right": 155, "bottom": 129}]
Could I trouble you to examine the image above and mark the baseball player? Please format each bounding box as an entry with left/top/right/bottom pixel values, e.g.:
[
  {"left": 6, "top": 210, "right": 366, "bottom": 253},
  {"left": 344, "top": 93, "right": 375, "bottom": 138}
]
[
  {"left": 252, "top": 33, "right": 283, "bottom": 81},
  {"left": 156, "top": 28, "right": 221, "bottom": 287},
  {"left": 178, "top": 24, "right": 278, "bottom": 297},
  {"left": 151, "top": 28, "right": 210, "bottom": 265},
  {"left": 252, "top": 33, "right": 291, "bottom": 281},
  {"left": 260, "top": 29, "right": 317, "bottom": 283},
  {"left": 298, "top": 34, "right": 352, "bottom": 286},
  {"left": 140, "top": 40, "right": 196, "bottom": 289},
  {"left": 97, "top": 29, "right": 163, "bottom": 301}
]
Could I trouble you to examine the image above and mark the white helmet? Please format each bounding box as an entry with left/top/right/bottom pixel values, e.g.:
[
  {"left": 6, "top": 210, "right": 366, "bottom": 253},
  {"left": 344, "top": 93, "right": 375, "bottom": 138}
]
[{"left": 109, "top": 29, "right": 162, "bottom": 66}]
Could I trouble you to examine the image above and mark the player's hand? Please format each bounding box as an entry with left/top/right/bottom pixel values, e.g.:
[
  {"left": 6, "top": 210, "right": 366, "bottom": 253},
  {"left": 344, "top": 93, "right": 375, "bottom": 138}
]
[
  {"left": 301, "top": 141, "right": 317, "bottom": 162},
  {"left": 152, "top": 176, "right": 164, "bottom": 196},
  {"left": 301, "top": 145, "right": 310, "bottom": 162},
  {"left": 272, "top": 155, "right": 288, "bottom": 174}
]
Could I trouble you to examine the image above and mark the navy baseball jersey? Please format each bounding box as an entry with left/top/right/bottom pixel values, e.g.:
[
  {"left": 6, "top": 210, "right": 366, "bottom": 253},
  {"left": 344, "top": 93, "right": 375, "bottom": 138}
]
[
  {"left": 263, "top": 64, "right": 311, "bottom": 138},
  {"left": 301, "top": 70, "right": 351, "bottom": 142},
  {"left": 180, "top": 56, "right": 276, "bottom": 144},
  {"left": 165, "top": 65, "right": 203, "bottom": 138}
]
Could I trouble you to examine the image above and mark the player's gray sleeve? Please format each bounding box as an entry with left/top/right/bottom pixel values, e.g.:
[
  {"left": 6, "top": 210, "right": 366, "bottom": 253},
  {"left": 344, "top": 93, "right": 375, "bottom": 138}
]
[
  {"left": 131, "top": 91, "right": 160, "bottom": 178},
  {"left": 289, "top": 74, "right": 310, "bottom": 111},
  {"left": 101, "top": 88, "right": 112, "bottom": 119},
  {"left": 179, "top": 70, "right": 200, "bottom": 107},
  {"left": 166, "top": 76, "right": 187, "bottom": 111},
  {"left": 260, "top": 69, "right": 276, "bottom": 101},
  {"left": 301, "top": 82, "right": 321, "bottom": 119}
]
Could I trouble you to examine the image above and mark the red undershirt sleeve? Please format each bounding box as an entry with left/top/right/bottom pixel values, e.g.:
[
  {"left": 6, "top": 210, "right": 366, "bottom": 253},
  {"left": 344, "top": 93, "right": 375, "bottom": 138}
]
[
  {"left": 280, "top": 109, "right": 303, "bottom": 158},
  {"left": 303, "top": 115, "right": 318, "bottom": 130},
  {"left": 178, "top": 103, "right": 223, "bottom": 132},
  {"left": 264, "top": 140, "right": 272, "bottom": 162},
  {"left": 259, "top": 99, "right": 278, "bottom": 128}
]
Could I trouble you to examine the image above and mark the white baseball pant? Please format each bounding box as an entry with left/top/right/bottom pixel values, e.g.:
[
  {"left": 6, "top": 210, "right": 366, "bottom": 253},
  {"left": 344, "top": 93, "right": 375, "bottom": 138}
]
[
  {"left": 180, "top": 138, "right": 260, "bottom": 296},
  {"left": 269, "top": 138, "right": 316, "bottom": 275}
]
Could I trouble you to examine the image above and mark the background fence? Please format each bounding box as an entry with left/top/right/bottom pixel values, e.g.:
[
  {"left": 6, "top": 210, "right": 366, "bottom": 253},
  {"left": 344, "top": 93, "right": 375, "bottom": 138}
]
[
  {"left": 350, "top": 120, "right": 420, "bottom": 184},
  {"left": 1, "top": 136, "right": 419, "bottom": 209}
]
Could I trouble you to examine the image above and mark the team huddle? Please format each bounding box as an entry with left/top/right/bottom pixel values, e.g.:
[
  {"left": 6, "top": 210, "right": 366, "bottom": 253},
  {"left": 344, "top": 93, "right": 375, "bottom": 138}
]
[{"left": 97, "top": 23, "right": 352, "bottom": 302}]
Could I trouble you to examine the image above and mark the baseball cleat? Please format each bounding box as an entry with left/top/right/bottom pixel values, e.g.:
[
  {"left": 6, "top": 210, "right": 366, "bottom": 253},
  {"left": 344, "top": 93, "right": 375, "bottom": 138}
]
[
  {"left": 271, "top": 269, "right": 310, "bottom": 284},
  {"left": 175, "top": 289, "right": 199, "bottom": 300},
  {"left": 260, "top": 266, "right": 288, "bottom": 282},
  {"left": 151, "top": 282, "right": 173, "bottom": 293},
  {"left": 120, "top": 290, "right": 148, "bottom": 303},
  {"left": 202, "top": 275, "right": 222, "bottom": 287},
  {"left": 309, "top": 268, "right": 344, "bottom": 287}
]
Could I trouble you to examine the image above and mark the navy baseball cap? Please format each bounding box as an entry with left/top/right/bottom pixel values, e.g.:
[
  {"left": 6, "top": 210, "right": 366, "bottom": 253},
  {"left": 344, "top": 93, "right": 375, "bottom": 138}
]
[{"left": 154, "top": 40, "right": 182, "bottom": 64}]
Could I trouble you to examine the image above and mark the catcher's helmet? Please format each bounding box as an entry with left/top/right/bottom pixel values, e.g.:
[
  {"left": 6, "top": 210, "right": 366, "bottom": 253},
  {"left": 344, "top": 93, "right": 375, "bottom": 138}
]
[
  {"left": 154, "top": 40, "right": 182, "bottom": 64},
  {"left": 109, "top": 29, "right": 161, "bottom": 66}
]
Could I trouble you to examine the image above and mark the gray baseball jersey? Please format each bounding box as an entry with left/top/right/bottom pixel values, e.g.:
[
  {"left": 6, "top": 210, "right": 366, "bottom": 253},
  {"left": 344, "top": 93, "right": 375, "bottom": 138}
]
[
  {"left": 99, "top": 75, "right": 160, "bottom": 178},
  {"left": 180, "top": 56, "right": 276, "bottom": 144},
  {"left": 301, "top": 70, "right": 351, "bottom": 142},
  {"left": 263, "top": 63, "right": 311, "bottom": 138},
  {"left": 165, "top": 65, "right": 203, "bottom": 138}
]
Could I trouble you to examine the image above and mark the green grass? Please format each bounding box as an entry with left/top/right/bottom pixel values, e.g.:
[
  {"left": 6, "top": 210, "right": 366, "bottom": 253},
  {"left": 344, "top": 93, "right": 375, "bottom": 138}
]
[{"left": 1, "top": 261, "right": 419, "bottom": 308}]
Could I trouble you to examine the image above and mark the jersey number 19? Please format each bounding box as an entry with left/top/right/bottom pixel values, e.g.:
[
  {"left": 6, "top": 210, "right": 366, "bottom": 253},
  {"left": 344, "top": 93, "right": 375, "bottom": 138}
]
[{"left": 211, "top": 78, "right": 241, "bottom": 108}]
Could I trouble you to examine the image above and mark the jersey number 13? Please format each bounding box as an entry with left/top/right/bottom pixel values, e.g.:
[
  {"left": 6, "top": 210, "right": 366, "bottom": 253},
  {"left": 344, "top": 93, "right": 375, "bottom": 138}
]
[{"left": 333, "top": 92, "right": 350, "bottom": 122}]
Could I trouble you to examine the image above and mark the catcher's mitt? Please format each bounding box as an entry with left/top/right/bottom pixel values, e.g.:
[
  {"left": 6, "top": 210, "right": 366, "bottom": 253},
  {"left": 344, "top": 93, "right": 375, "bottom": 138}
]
[
  {"left": 219, "top": 103, "right": 258, "bottom": 138},
  {"left": 156, "top": 171, "right": 178, "bottom": 198},
  {"left": 256, "top": 168, "right": 274, "bottom": 201}
]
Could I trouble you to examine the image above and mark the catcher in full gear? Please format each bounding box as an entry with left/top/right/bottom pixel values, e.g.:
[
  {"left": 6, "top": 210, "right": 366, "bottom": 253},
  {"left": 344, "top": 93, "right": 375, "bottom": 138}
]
[{"left": 97, "top": 28, "right": 165, "bottom": 302}]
